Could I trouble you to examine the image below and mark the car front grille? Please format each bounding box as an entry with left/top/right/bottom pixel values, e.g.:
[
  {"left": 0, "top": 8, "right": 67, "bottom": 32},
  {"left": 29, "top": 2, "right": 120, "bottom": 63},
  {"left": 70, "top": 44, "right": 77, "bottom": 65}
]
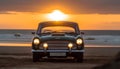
[{"left": 39, "top": 41, "right": 77, "bottom": 50}]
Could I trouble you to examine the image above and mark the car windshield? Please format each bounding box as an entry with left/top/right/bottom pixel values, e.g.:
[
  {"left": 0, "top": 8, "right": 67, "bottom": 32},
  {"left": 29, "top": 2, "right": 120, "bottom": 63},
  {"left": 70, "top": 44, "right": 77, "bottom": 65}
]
[{"left": 41, "top": 26, "right": 75, "bottom": 34}]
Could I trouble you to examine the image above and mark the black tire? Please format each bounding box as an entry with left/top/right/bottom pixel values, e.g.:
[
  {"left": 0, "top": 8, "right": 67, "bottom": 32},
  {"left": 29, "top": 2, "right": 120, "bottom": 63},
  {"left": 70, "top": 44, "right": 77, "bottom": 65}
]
[
  {"left": 33, "top": 52, "right": 40, "bottom": 62},
  {"left": 75, "top": 52, "right": 84, "bottom": 63}
]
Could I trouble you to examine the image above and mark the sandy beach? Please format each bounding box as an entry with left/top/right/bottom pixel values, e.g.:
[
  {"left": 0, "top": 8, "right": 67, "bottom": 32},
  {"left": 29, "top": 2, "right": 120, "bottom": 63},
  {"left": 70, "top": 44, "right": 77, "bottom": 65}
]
[{"left": 0, "top": 44, "right": 120, "bottom": 69}]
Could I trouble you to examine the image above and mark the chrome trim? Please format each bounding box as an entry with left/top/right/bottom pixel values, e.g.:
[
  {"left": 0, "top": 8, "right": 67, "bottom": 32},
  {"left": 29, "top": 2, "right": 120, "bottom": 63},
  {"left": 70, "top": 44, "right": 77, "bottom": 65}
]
[{"left": 32, "top": 49, "right": 85, "bottom": 53}]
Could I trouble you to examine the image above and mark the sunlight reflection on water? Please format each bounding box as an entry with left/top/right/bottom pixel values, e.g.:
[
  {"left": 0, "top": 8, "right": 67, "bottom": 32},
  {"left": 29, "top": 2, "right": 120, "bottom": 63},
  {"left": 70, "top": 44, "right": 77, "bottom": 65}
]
[
  {"left": 0, "top": 43, "right": 31, "bottom": 46},
  {"left": 0, "top": 43, "right": 120, "bottom": 47}
]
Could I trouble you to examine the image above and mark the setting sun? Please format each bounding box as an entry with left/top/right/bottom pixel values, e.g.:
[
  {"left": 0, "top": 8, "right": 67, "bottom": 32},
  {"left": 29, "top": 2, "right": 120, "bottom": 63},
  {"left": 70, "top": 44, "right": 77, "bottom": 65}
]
[{"left": 47, "top": 10, "right": 68, "bottom": 21}]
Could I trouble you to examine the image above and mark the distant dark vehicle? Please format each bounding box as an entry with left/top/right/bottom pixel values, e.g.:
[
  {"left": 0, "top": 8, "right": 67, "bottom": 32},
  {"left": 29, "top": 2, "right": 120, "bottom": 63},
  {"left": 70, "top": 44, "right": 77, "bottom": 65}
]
[{"left": 32, "top": 21, "right": 85, "bottom": 62}]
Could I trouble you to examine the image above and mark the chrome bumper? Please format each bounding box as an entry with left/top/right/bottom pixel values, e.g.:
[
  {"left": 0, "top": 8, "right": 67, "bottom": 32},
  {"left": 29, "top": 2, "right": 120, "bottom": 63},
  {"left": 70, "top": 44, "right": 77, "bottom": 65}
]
[{"left": 32, "top": 49, "right": 85, "bottom": 53}]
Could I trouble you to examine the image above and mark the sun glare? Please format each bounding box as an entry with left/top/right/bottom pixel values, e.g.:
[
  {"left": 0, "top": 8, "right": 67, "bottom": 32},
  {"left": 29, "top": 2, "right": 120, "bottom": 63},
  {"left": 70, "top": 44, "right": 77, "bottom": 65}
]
[{"left": 47, "top": 10, "right": 68, "bottom": 21}]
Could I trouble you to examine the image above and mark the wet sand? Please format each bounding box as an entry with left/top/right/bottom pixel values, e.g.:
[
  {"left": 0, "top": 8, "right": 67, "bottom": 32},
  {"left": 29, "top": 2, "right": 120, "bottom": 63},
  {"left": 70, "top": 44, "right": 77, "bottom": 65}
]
[
  {"left": 0, "top": 57, "right": 106, "bottom": 69},
  {"left": 0, "top": 45, "right": 120, "bottom": 69}
]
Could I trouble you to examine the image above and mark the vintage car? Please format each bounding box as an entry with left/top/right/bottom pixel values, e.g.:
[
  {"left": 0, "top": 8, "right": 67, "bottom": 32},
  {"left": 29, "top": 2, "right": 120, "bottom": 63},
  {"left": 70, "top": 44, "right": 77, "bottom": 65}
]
[{"left": 32, "top": 21, "right": 85, "bottom": 62}]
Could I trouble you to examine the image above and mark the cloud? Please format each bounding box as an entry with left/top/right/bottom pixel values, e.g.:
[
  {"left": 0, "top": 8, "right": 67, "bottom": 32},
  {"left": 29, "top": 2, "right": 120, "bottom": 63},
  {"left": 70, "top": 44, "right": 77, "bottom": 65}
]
[{"left": 0, "top": 0, "right": 120, "bottom": 14}]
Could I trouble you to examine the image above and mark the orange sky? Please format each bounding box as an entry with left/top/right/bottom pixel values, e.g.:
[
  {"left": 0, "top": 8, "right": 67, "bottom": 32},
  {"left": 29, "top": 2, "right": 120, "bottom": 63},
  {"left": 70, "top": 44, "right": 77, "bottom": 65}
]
[{"left": 0, "top": 11, "right": 120, "bottom": 30}]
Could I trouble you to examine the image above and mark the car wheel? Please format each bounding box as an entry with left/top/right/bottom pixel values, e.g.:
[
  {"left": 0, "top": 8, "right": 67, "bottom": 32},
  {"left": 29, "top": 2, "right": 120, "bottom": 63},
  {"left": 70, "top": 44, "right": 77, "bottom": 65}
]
[
  {"left": 75, "top": 52, "right": 84, "bottom": 63},
  {"left": 33, "top": 52, "right": 40, "bottom": 62}
]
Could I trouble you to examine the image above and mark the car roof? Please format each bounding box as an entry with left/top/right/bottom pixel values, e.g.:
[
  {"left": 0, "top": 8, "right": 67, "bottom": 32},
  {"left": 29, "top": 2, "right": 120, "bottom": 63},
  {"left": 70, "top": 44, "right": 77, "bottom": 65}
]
[
  {"left": 38, "top": 21, "right": 78, "bottom": 28},
  {"left": 37, "top": 21, "right": 80, "bottom": 35}
]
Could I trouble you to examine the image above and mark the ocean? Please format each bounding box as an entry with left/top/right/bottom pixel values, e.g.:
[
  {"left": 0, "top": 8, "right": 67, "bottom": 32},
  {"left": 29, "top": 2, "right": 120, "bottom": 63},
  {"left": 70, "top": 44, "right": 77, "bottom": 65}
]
[
  {"left": 0, "top": 29, "right": 120, "bottom": 35},
  {"left": 0, "top": 29, "right": 120, "bottom": 45},
  {"left": 82, "top": 30, "right": 120, "bottom": 35}
]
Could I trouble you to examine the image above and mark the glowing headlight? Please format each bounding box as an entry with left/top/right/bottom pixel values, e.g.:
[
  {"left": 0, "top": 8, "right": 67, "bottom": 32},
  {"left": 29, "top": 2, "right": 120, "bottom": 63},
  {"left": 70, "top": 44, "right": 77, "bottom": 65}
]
[
  {"left": 76, "top": 39, "right": 83, "bottom": 45},
  {"left": 33, "top": 38, "right": 40, "bottom": 45},
  {"left": 43, "top": 43, "right": 48, "bottom": 49},
  {"left": 68, "top": 43, "right": 73, "bottom": 48}
]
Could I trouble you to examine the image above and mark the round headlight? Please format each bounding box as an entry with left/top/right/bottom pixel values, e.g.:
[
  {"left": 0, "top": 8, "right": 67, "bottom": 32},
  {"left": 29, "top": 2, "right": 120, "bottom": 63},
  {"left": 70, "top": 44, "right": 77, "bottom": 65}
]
[
  {"left": 76, "top": 39, "right": 83, "bottom": 45},
  {"left": 68, "top": 43, "right": 73, "bottom": 48},
  {"left": 33, "top": 38, "right": 40, "bottom": 45},
  {"left": 43, "top": 43, "right": 48, "bottom": 48}
]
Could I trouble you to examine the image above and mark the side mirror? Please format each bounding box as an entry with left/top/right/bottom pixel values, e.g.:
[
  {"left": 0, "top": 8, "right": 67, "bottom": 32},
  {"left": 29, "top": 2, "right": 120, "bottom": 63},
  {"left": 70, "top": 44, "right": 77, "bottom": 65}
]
[
  {"left": 81, "top": 32, "right": 85, "bottom": 35},
  {"left": 31, "top": 32, "right": 35, "bottom": 35}
]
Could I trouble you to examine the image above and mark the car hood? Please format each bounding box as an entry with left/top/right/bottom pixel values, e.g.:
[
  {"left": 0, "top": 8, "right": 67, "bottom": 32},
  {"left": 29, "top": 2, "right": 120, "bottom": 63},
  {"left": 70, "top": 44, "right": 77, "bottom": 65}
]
[{"left": 39, "top": 35, "right": 76, "bottom": 42}]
